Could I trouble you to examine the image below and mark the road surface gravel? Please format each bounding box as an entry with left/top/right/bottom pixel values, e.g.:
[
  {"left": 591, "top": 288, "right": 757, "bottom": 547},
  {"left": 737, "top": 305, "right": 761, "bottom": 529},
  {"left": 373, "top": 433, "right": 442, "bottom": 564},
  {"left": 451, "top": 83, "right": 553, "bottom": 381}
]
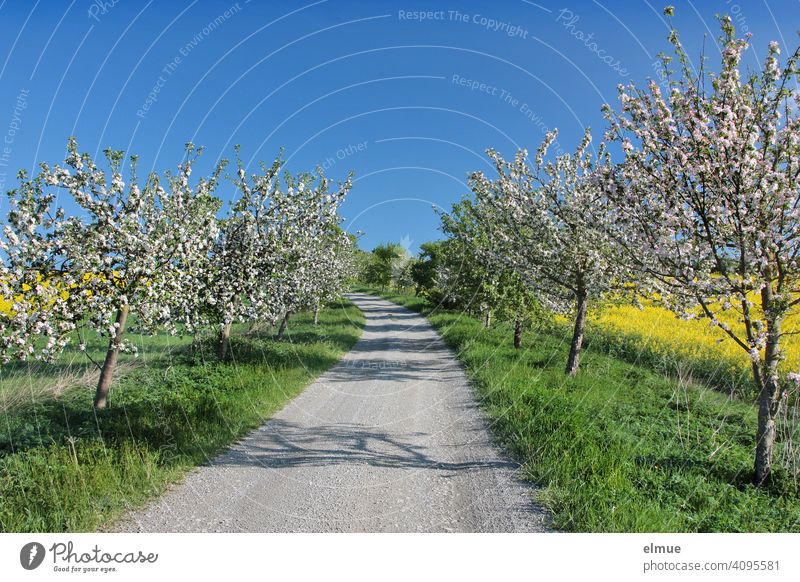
[{"left": 117, "top": 293, "right": 549, "bottom": 532}]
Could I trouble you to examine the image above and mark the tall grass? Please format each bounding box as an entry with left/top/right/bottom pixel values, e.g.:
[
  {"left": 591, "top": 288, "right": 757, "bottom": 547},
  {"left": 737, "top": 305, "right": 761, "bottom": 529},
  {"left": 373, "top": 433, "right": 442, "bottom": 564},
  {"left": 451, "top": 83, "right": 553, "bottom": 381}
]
[
  {"left": 0, "top": 299, "right": 364, "bottom": 532},
  {"left": 367, "top": 288, "right": 800, "bottom": 532},
  {"left": 0, "top": 322, "right": 194, "bottom": 412}
]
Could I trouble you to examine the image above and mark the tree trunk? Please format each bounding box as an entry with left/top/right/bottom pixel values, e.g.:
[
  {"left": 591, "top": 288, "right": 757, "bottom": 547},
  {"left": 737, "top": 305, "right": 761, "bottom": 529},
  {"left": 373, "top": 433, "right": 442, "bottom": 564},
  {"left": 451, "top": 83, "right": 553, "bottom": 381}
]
[
  {"left": 313, "top": 303, "right": 320, "bottom": 325},
  {"left": 513, "top": 318, "right": 522, "bottom": 349},
  {"left": 277, "top": 311, "right": 291, "bottom": 340},
  {"left": 94, "top": 305, "right": 130, "bottom": 409},
  {"left": 755, "top": 373, "right": 782, "bottom": 486},
  {"left": 754, "top": 297, "right": 783, "bottom": 486},
  {"left": 741, "top": 298, "right": 764, "bottom": 393},
  {"left": 565, "top": 287, "right": 588, "bottom": 376},
  {"left": 483, "top": 309, "right": 492, "bottom": 328},
  {"left": 217, "top": 322, "right": 232, "bottom": 360}
]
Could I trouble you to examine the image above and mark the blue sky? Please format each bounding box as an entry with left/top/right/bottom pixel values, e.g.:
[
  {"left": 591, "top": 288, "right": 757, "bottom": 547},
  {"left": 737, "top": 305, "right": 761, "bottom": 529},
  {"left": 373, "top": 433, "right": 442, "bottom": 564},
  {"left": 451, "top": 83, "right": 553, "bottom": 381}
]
[{"left": 0, "top": 0, "right": 797, "bottom": 253}]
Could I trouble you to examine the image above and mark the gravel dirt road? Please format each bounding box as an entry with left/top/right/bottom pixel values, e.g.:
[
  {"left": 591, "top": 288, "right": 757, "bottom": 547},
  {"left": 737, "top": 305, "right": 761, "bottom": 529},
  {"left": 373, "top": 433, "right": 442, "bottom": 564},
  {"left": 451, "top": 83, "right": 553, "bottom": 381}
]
[{"left": 118, "top": 293, "right": 549, "bottom": 532}]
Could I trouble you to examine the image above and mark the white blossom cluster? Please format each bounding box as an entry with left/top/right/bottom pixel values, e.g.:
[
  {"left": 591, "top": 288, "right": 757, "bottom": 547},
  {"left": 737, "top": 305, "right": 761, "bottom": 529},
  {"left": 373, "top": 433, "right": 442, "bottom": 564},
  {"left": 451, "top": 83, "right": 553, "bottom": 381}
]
[
  {"left": 0, "top": 140, "right": 354, "bottom": 368},
  {"left": 0, "top": 139, "right": 224, "bottom": 362},
  {"left": 599, "top": 14, "right": 800, "bottom": 483},
  {"left": 468, "top": 128, "right": 626, "bottom": 315},
  {"left": 202, "top": 151, "right": 353, "bottom": 339},
  {"left": 601, "top": 16, "right": 800, "bottom": 385}
]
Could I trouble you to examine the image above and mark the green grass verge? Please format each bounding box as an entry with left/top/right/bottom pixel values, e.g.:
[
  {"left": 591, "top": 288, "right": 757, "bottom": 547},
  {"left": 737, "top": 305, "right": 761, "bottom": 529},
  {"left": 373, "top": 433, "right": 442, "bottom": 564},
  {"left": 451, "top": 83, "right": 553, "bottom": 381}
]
[
  {"left": 359, "top": 286, "right": 800, "bottom": 532},
  {"left": 0, "top": 319, "right": 194, "bottom": 412},
  {"left": 0, "top": 298, "right": 364, "bottom": 532},
  {"left": 569, "top": 322, "right": 756, "bottom": 399}
]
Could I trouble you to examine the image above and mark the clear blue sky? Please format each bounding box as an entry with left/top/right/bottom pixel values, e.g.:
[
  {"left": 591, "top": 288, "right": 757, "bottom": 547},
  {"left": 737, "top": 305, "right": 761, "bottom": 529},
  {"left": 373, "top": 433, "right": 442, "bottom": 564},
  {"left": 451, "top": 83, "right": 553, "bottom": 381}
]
[{"left": 0, "top": 0, "right": 797, "bottom": 253}]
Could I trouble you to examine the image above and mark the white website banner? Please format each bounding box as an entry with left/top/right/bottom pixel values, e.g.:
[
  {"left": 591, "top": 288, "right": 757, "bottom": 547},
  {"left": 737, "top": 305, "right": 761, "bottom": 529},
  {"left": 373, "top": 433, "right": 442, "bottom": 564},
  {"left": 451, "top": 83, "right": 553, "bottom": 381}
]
[{"left": 0, "top": 533, "right": 797, "bottom": 582}]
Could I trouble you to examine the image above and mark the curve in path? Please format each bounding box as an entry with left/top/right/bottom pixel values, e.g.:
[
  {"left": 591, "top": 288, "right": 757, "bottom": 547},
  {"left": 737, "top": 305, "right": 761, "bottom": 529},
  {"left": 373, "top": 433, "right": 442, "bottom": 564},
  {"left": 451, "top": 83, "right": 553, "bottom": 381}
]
[{"left": 118, "top": 293, "right": 550, "bottom": 532}]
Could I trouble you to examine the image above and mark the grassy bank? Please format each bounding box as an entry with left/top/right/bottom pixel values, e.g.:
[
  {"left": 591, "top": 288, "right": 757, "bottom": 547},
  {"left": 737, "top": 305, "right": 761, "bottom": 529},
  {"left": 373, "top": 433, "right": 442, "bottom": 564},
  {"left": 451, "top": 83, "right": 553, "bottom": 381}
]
[
  {"left": 0, "top": 299, "right": 364, "bottom": 532},
  {"left": 361, "top": 287, "right": 800, "bottom": 532}
]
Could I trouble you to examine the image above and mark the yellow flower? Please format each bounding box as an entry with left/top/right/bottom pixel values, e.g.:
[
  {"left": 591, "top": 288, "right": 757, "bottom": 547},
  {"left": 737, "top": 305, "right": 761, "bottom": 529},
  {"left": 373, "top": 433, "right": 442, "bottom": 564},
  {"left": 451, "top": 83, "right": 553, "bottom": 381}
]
[{"left": 592, "top": 296, "right": 799, "bottom": 374}]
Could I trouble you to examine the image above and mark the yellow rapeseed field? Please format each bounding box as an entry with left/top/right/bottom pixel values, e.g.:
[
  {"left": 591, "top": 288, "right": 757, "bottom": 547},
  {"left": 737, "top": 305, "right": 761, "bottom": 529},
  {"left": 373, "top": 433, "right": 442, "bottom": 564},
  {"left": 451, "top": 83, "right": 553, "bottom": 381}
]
[
  {"left": 592, "top": 299, "right": 800, "bottom": 376},
  {"left": 0, "top": 272, "right": 123, "bottom": 316},
  {"left": 0, "top": 273, "right": 60, "bottom": 315}
]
